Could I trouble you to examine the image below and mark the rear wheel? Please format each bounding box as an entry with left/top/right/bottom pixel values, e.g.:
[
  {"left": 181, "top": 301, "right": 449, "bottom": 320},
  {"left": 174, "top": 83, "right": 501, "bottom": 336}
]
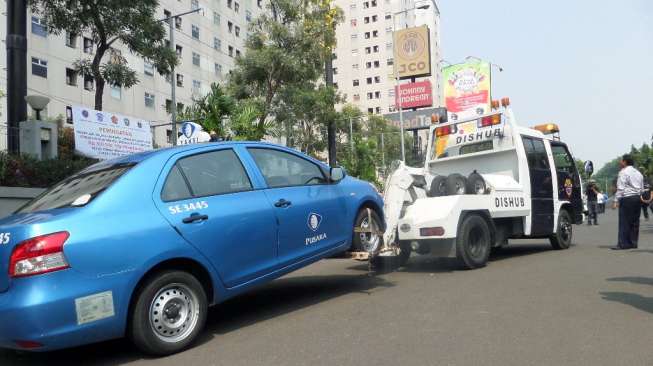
[
  {"left": 446, "top": 174, "right": 468, "bottom": 196},
  {"left": 456, "top": 214, "right": 492, "bottom": 269},
  {"left": 550, "top": 209, "right": 573, "bottom": 250},
  {"left": 428, "top": 176, "right": 447, "bottom": 197},
  {"left": 130, "top": 271, "right": 208, "bottom": 356}
]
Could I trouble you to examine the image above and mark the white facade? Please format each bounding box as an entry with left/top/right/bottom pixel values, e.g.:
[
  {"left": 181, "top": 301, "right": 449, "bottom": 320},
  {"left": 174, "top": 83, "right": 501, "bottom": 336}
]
[
  {"left": 332, "top": 0, "right": 441, "bottom": 116},
  {"left": 0, "top": 0, "right": 267, "bottom": 151}
]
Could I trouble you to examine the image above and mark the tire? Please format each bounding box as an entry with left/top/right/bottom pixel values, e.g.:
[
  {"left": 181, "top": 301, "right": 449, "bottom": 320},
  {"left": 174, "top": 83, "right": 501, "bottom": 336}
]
[
  {"left": 446, "top": 174, "right": 468, "bottom": 196},
  {"left": 550, "top": 209, "right": 573, "bottom": 250},
  {"left": 351, "top": 209, "right": 384, "bottom": 253},
  {"left": 130, "top": 270, "right": 208, "bottom": 356},
  {"left": 428, "top": 176, "right": 448, "bottom": 197},
  {"left": 370, "top": 240, "right": 412, "bottom": 271},
  {"left": 466, "top": 172, "right": 487, "bottom": 195},
  {"left": 455, "top": 214, "right": 492, "bottom": 269}
]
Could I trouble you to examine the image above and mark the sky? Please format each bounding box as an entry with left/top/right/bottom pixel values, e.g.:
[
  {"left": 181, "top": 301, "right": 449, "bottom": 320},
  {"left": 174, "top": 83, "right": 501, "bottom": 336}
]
[{"left": 438, "top": 0, "right": 653, "bottom": 168}]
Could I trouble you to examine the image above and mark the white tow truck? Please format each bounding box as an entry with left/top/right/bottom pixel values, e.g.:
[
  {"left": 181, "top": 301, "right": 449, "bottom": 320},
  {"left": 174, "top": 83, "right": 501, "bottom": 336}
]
[{"left": 371, "top": 98, "right": 584, "bottom": 269}]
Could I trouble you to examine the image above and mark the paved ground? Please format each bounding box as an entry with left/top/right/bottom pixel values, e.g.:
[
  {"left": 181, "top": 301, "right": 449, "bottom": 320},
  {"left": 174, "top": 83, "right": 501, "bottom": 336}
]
[{"left": 3, "top": 210, "right": 653, "bottom": 366}]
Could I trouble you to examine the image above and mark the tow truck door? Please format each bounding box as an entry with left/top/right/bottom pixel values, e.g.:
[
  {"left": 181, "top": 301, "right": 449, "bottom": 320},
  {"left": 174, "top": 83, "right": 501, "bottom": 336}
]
[
  {"left": 550, "top": 142, "right": 584, "bottom": 224},
  {"left": 522, "top": 136, "right": 554, "bottom": 236}
]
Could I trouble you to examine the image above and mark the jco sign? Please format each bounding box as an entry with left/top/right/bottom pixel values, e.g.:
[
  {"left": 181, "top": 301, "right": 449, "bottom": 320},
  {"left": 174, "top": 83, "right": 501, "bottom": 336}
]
[{"left": 394, "top": 25, "right": 432, "bottom": 79}]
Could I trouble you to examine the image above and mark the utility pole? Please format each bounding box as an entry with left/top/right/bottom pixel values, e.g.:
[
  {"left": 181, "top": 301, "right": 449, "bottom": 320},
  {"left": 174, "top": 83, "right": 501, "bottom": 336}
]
[
  {"left": 325, "top": 55, "right": 336, "bottom": 167},
  {"left": 349, "top": 116, "right": 354, "bottom": 161},
  {"left": 380, "top": 132, "right": 385, "bottom": 174},
  {"left": 162, "top": 8, "right": 201, "bottom": 146},
  {"left": 6, "top": 0, "right": 27, "bottom": 154}
]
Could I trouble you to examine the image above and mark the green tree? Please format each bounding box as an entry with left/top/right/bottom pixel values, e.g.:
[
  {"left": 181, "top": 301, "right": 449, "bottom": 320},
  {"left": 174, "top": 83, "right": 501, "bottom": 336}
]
[
  {"left": 178, "top": 83, "right": 235, "bottom": 137},
  {"left": 29, "top": 0, "right": 176, "bottom": 111}
]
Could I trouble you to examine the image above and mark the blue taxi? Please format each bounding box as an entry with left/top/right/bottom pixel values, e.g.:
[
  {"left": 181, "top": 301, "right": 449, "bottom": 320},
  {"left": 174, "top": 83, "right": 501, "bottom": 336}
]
[{"left": 0, "top": 142, "right": 384, "bottom": 355}]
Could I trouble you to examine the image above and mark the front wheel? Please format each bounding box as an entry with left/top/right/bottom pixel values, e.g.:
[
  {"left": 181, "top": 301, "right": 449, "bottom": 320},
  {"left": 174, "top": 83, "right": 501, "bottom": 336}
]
[
  {"left": 456, "top": 214, "right": 492, "bottom": 269},
  {"left": 550, "top": 210, "right": 573, "bottom": 250},
  {"left": 130, "top": 271, "right": 208, "bottom": 356}
]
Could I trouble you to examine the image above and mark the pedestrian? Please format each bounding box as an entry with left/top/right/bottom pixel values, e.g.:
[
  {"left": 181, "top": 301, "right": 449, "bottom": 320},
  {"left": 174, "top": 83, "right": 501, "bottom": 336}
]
[
  {"left": 642, "top": 181, "right": 652, "bottom": 220},
  {"left": 585, "top": 180, "right": 600, "bottom": 225},
  {"left": 612, "top": 154, "right": 644, "bottom": 250}
]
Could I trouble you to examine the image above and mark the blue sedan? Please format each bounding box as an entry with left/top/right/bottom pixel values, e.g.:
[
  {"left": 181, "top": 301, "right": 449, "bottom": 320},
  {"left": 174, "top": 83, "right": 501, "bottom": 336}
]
[{"left": 0, "top": 142, "right": 385, "bottom": 355}]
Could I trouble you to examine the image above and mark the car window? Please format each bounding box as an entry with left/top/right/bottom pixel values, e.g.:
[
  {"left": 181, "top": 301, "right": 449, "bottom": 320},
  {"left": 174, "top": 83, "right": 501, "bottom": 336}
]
[
  {"left": 172, "top": 149, "right": 252, "bottom": 199},
  {"left": 248, "top": 148, "right": 326, "bottom": 188},
  {"left": 16, "top": 164, "right": 134, "bottom": 213},
  {"left": 551, "top": 144, "right": 575, "bottom": 174},
  {"left": 522, "top": 136, "right": 550, "bottom": 170},
  {"left": 162, "top": 165, "right": 193, "bottom": 202}
]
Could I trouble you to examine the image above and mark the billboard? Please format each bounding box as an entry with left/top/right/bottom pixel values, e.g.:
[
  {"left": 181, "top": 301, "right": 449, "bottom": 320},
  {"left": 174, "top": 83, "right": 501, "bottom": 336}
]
[
  {"left": 394, "top": 25, "right": 431, "bottom": 79},
  {"left": 384, "top": 107, "right": 447, "bottom": 131},
  {"left": 395, "top": 80, "right": 433, "bottom": 109},
  {"left": 72, "top": 106, "right": 153, "bottom": 160},
  {"left": 442, "top": 61, "right": 492, "bottom": 121}
]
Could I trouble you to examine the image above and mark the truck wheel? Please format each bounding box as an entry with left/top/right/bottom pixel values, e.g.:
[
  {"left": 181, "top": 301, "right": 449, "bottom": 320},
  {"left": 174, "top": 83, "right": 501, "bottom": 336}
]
[
  {"left": 456, "top": 214, "right": 492, "bottom": 269},
  {"left": 550, "top": 210, "right": 573, "bottom": 250},
  {"left": 351, "top": 209, "right": 383, "bottom": 253},
  {"left": 466, "top": 172, "right": 487, "bottom": 194},
  {"left": 428, "top": 176, "right": 447, "bottom": 197},
  {"left": 446, "top": 174, "right": 468, "bottom": 195},
  {"left": 130, "top": 270, "right": 208, "bottom": 356},
  {"left": 370, "top": 240, "right": 412, "bottom": 271}
]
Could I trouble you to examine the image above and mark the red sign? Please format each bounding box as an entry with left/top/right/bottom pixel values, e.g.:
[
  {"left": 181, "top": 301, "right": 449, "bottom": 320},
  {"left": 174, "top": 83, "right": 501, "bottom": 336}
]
[{"left": 395, "top": 80, "right": 433, "bottom": 109}]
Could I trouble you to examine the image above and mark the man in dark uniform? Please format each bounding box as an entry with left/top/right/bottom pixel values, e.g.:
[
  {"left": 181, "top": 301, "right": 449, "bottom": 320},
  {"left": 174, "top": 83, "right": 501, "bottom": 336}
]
[
  {"left": 586, "top": 180, "right": 599, "bottom": 225},
  {"left": 612, "top": 155, "right": 644, "bottom": 250}
]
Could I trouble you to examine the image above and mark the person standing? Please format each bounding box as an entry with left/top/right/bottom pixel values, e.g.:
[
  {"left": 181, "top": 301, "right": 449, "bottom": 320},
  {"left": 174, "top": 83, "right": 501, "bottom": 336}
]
[
  {"left": 586, "top": 180, "right": 600, "bottom": 225},
  {"left": 642, "top": 181, "right": 652, "bottom": 220},
  {"left": 612, "top": 154, "right": 644, "bottom": 250}
]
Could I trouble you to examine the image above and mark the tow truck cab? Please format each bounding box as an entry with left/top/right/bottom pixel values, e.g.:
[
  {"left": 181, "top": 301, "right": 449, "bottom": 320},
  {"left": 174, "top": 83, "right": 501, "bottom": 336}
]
[{"left": 382, "top": 99, "right": 583, "bottom": 269}]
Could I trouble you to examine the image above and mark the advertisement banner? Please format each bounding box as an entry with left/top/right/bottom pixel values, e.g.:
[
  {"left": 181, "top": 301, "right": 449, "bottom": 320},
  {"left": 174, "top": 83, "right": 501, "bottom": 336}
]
[
  {"left": 177, "top": 122, "right": 211, "bottom": 145},
  {"left": 395, "top": 80, "right": 433, "bottom": 109},
  {"left": 383, "top": 107, "right": 447, "bottom": 131},
  {"left": 442, "top": 61, "right": 491, "bottom": 121},
  {"left": 394, "top": 25, "right": 431, "bottom": 79},
  {"left": 72, "top": 106, "right": 153, "bottom": 160}
]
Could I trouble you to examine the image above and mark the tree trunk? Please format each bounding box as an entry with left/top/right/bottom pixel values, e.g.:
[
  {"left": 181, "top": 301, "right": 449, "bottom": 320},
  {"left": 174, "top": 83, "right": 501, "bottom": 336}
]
[{"left": 92, "top": 45, "right": 107, "bottom": 111}]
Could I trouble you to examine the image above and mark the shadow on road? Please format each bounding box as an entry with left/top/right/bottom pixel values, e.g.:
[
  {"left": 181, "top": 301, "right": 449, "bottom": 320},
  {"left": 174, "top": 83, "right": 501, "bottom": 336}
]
[
  {"left": 607, "top": 276, "right": 653, "bottom": 286},
  {"left": 0, "top": 274, "right": 394, "bottom": 366},
  {"left": 600, "top": 291, "right": 653, "bottom": 315}
]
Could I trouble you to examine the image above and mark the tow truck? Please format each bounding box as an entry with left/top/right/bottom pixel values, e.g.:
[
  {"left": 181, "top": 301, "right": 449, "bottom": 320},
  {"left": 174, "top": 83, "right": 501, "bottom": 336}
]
[{"left": 368, "top": 98, "right": 584, "bottom": 269}]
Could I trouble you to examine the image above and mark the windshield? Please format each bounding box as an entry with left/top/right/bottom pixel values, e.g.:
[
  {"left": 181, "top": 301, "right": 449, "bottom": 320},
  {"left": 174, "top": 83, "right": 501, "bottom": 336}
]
[{"left": 15, "top": 163, "right": 134, "bottom": 214}]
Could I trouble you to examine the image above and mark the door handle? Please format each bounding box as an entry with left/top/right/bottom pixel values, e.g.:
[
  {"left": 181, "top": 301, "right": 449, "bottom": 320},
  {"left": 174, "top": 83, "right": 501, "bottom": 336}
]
[
  {"left": 182, "top": 213, "right": 209, "bottom": 224},
  {"left": 274, "top": 199, "right": 292, "bottom": 208}
]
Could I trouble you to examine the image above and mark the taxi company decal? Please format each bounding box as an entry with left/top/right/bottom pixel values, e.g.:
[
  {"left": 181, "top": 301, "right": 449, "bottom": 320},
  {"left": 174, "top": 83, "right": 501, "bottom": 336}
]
[
  {"left": 456, "top": 127, "right": 503, "bottom": 144},
  {"left": 564, "top": 179, "right": 573, "bottom": 198},
  {"left": 306, "top": 213, "right": 327, "bottom": 245},
  {"left": 495, "top": 196, "right": 526, "bottom": 208},
  {"left": 75, "top": 291, "right": 115, "bottom": 325},
  {"left": 168, "top": 201, "right": 209, "bottom": 215},
  {"left": 0, "top": 232, "right": 9, "bottom": 245}
]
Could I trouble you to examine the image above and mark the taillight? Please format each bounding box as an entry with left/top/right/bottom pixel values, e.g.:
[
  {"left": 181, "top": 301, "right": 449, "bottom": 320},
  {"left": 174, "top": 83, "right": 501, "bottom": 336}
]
[
  {"left": 9, "top": 231, "right": 70, "bottom": 278},
  {"left": 420, "top": 227, "right": 445, "bottom": 237},
  {"left": 479, "top": 113, "right": 502, "bottom": 127},
  {"left": 436, "top": 125, "right": 452, "bottom": 137}
]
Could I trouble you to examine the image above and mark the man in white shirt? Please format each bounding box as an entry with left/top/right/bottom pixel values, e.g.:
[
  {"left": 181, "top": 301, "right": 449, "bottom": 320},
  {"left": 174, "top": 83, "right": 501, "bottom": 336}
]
[{"left": 612, "top": 154, "right": 644, "bottom": 249}]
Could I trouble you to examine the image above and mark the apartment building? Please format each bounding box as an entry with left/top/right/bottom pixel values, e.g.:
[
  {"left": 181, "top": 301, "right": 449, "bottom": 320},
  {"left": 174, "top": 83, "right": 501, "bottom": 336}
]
[
  {"left": 332, "top": 0, "right": 441, "bottom": 116},
  {"left": 0, "top": 0, "right": 266, "bottom": 151}
]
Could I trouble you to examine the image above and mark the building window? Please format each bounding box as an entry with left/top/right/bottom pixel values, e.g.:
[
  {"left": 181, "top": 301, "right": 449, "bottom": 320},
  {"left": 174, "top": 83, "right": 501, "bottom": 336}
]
[
  {"left": 175, "top": 17, "right": 182, "bottom": 30},
  {"left": 363, "top": 2, "right": 369, "bottom": 8},
  {"left": 353, "top": 79, "right": 359, "bottom": 86},
  {"left": 192, "top": 80, "right": 201, "bottom": 94},
  {"left": 333, "top": 82, "right": 338, "bottom": 89},
  {"left": 228, "top": 21, "right": 233, "bottom": 33},
  {"left": 235, "top": 26, "right": 241, "bottom": 37},
  {"left": 145, "top": 92, "right": 155, "bottom": 108},
  {"left": 367, "top": 92, "right": 373, "bottom": 100},
  {"left": 164, "top": 9, "right": 172, "bottom": 22},
  {"left": 351, "top": 19, "right": 357, "bottom": 27},
  {"left": 176, "top": 45, "right": 183, "bottom": 57},
  {"left": 258, "top": 0, "right": 262, "bottom": 8},
  {"left": 65, "top": 68, "right": 77, "bottom": 86},
  {"left": 371, "top": 0, "right": 377, "bottom": 6},
  {"left": 246, "top": 10, "right": 252, "bottom": 22},
  {"left": 373, "top": 30, "right": 378, "bottom": 38},
  {"left": 351, "top": 34, "right": 358, "bottom": 40},
  {"left": 236, "top": 49, "right": 241, "bottom": 57},
  {"left": 83, "top": 37, "right": 94, "bottom": 53},
  {"left": 352, "top": 63, "right": 359, "bottom": 69},
  {"left": 31, "top": 16, "right": 47, "bottom": 37},
  {"left": 374, "top": 76, "right": 381, "bottom": 83},
  {"left": 333, "top": 67, "right": 338, "bottom": 75},
  {"left": 144, "top": 59, "right": 154, "bottom": 76},
  {"left": 365, "top": 47, "right": 371, "bottom": 54},
  {"left": 351, "top": 49, "right": 358, "bottom": 56},
  {"left": 364, "top": 32, "right": 370, "bottom": 39},
  {"left": 215, "top": 63, "right": 222, "bottom": 75},
  {"left": 353, "top": 94, "right": 360, "bottom": 101},
  {"left": 191, "top": 25, "right": 200, "bottom": 39},
  {"left": 167, "top": 129, "right": 172, "bottom": 143},
  {"left": 374, "top": 60, "right": 380, "bottom": 68},
  {"left": 373, "top": 45, "right": 379, "bottom": 53},
  {"left": 366, "top": 61, "right": 371, "bottom": 69},
  {"left": 214, "top": 12, "right": 221, "bottom": 25},
  {"left": 191, "top": 0, "right": 199, "bottom": 10},
  {"left": 372, "top": 15, "right": 378, "bottom": 22},
  {"left": 31, "top": 57, "right": 48, "bottom": 78},
  {"left": 228, "top": 45, "right": 234, "bottom": 57},
  {"left": 366, "top": 77, "right": 372, "bottom": 84},
  {"left": 387, "top": 58, "right": 394, "bottom": 65},
  {"left": 65, "top": 32, "right": 77, "bottom": 48},
  {"left": 214, "top": 37, "right": 221, "bottom": 50},
  {"left": 375, "top": 91, "right": 381, "bottom": 99},
  {"left": 111, "top": 84, "right": 121, "bottom": 100},
  {"left": 227, "top": 0, "right": 232, "bottom": 8},
  {"left": 368, "top": 108, "right": 374, "bottom": 114},
  {"left": 376, "top": 107, "right": 381, "bottom": 114},
  {"left": 385, "top": 12, "right": 391, "bottom": 20},
  {"left": 192, "top": 52, "right": 200, "bottom": 66},
  {"left": 234, "top": 2, "right": 240, "bottom": 12},
  {"left": 364, "top": 16, "right": 369, "bottom": 24},
  {"left": 176, "top": 73, "right": 184, "bottom": 87},
  {"left": 84, "top": 75, "right": 94, "bottom": 91},
  {"left": 165, "top": 99, "right": 172, "bottom": 113}
]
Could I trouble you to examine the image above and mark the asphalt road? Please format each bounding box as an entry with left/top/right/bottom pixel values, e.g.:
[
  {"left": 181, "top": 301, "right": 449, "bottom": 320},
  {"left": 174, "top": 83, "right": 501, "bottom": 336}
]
[{"left": 3, "top": 210, "right": 653, "bottom": 366}]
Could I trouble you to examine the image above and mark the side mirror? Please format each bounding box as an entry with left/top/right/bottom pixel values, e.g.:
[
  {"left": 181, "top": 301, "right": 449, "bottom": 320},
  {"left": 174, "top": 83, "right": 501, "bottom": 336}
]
[{"left": 330, "top": 167, "right": 346, "bottom": 182}]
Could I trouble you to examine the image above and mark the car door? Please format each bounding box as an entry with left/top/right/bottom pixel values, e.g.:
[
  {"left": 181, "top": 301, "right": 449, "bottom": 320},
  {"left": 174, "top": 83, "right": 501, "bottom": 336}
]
[
  {"left": 550, "top": 142, "right": 584, "bottom": 224},
  {"left": 522, "top": 136, "right": 554, "bottom": 236},
  {"left": 155, "top": 147, "right": 279, "bottom": 288},
  {"left": 245, "top": 147, "right": 348, "bottom": 267}
]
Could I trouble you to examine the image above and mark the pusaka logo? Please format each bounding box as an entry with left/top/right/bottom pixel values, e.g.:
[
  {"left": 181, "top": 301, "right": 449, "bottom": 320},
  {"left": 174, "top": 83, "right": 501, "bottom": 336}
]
[{"left": 305, "top": 213, "right": 326, "bottom": 245}]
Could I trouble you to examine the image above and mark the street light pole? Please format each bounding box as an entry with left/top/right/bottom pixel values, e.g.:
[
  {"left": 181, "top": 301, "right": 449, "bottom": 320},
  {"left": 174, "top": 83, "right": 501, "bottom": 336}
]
[
  {"left": 162, "top": 8, "right": 202, "bottom": 146},
  {"left": 392, "top": 3, "right": 429, "bottom": 162}
]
